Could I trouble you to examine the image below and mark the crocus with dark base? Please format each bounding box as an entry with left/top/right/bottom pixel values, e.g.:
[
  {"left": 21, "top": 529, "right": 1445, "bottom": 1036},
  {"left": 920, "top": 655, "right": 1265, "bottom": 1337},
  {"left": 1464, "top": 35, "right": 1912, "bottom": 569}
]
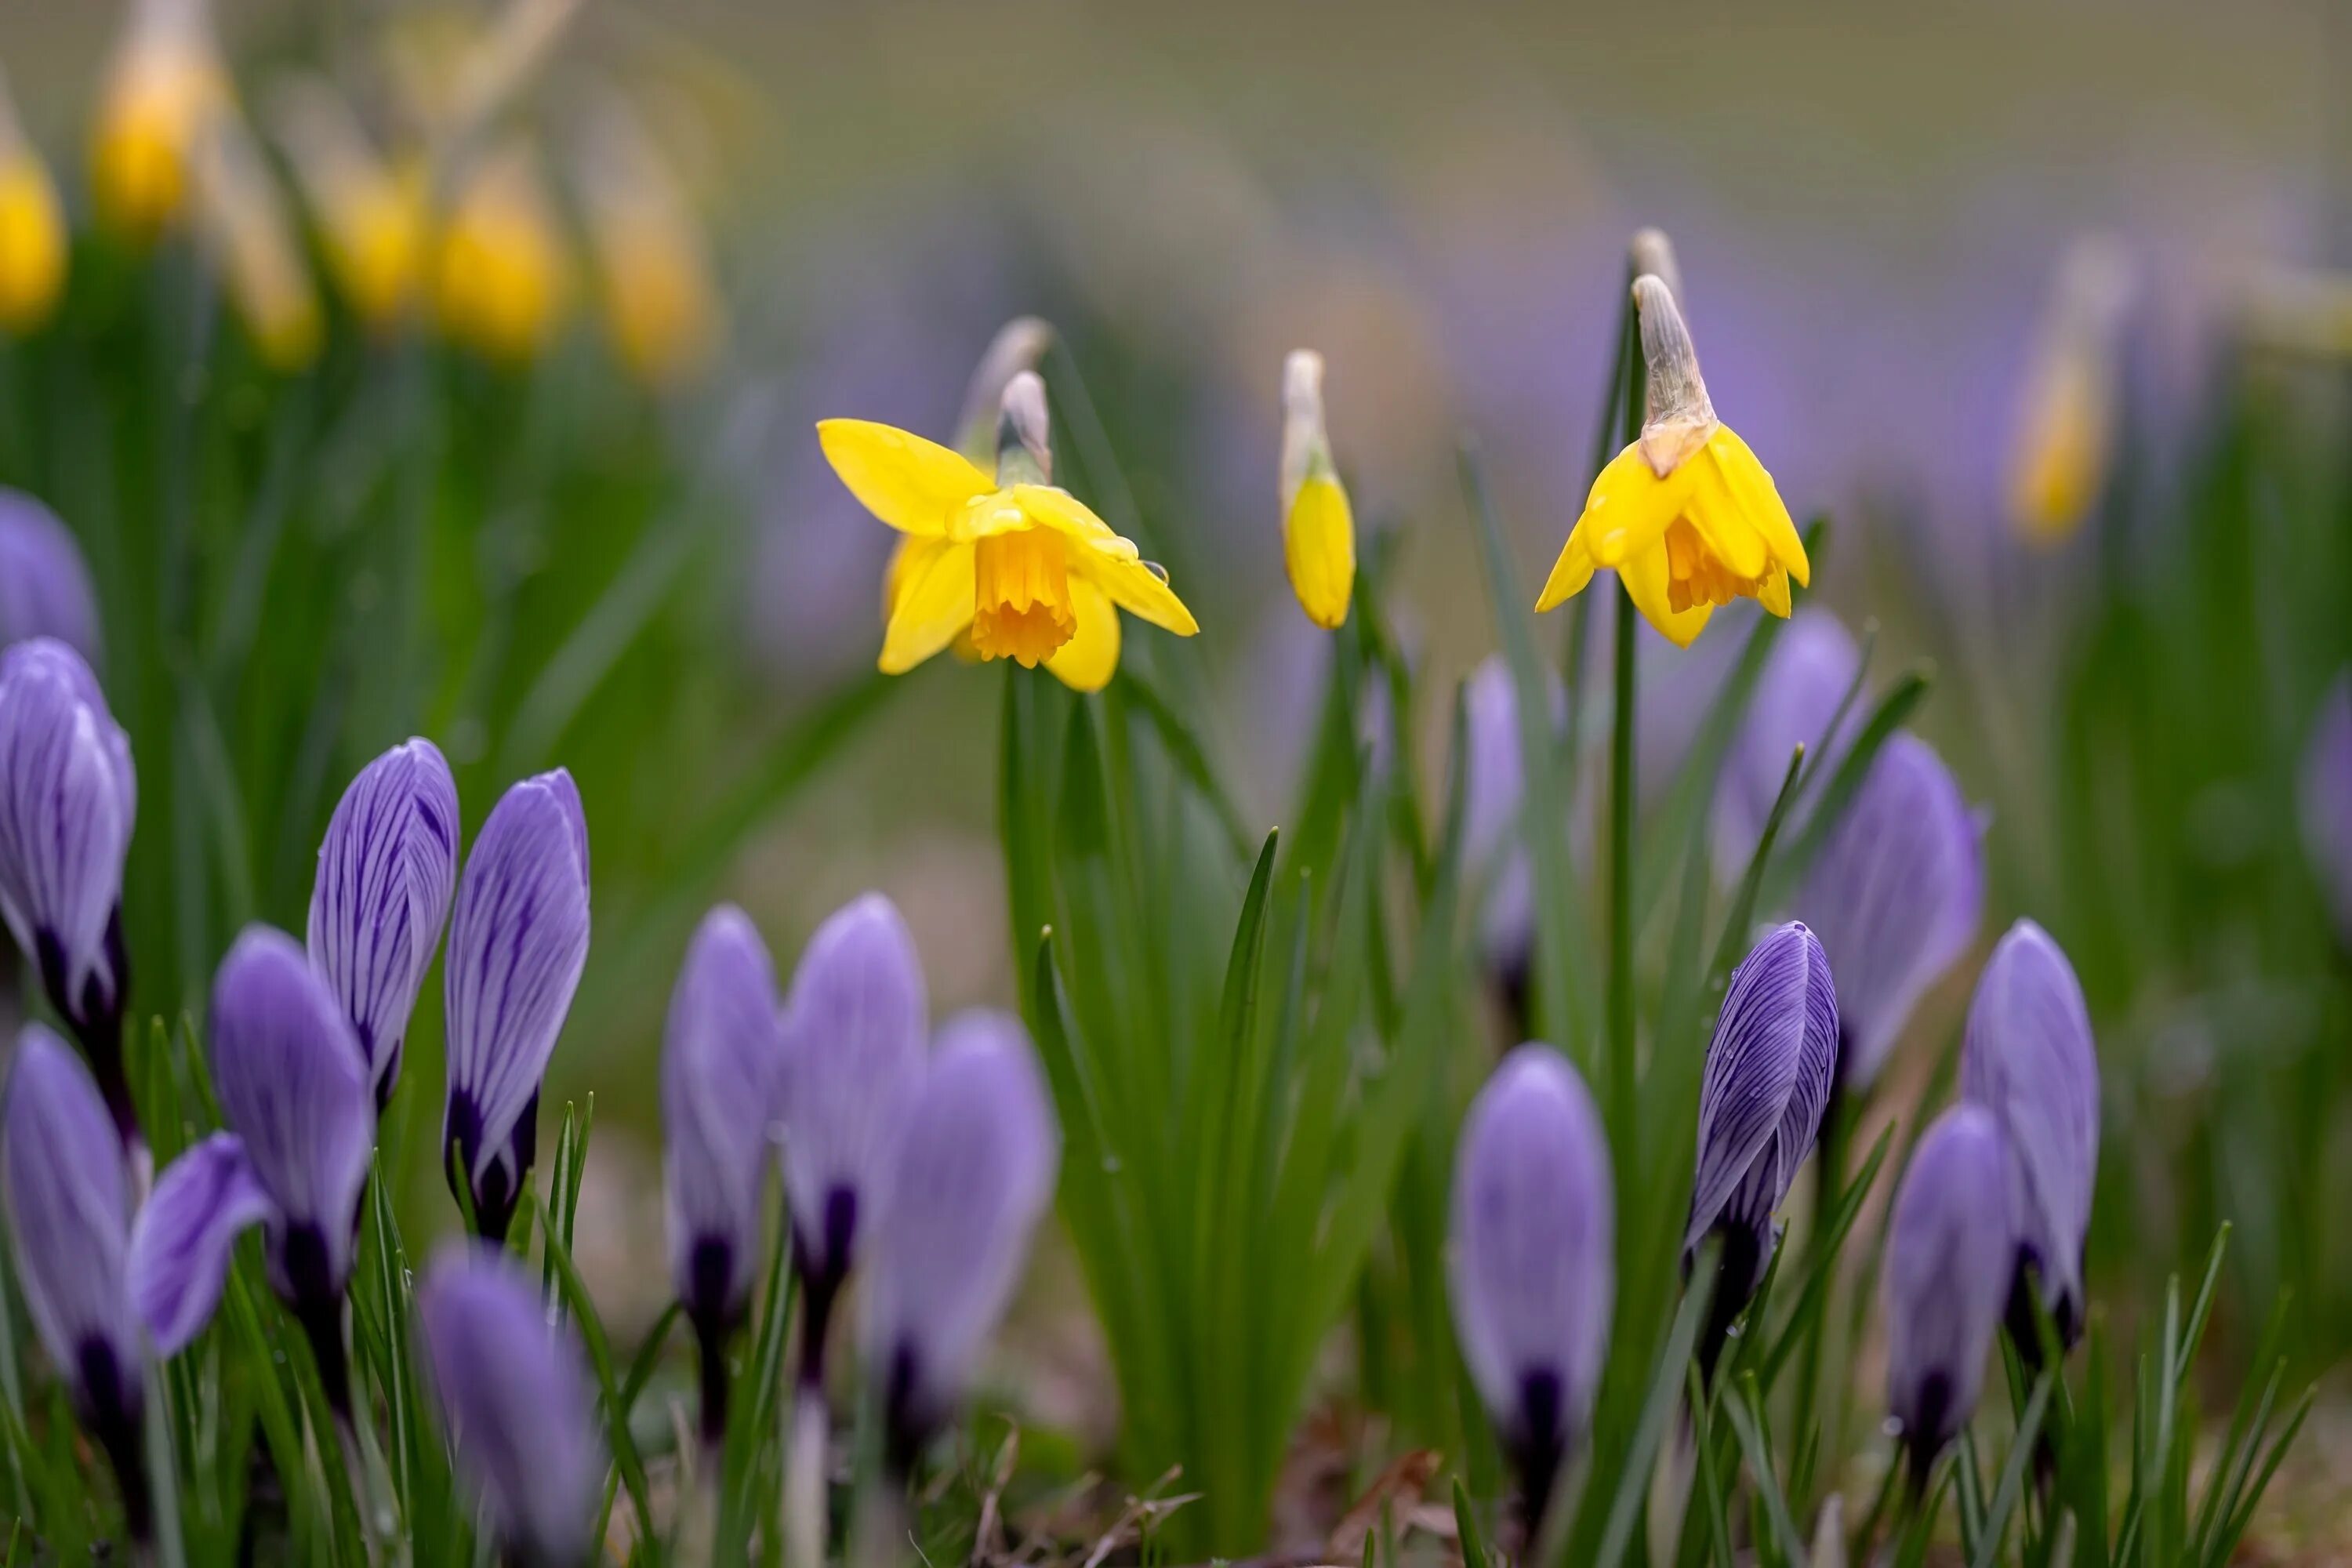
[
  {"left": 1685, "top": 920, "right": 1837, "bottom": 1383},
  {"left": 0, "top": 637, "right": 139, "bottom": 1145},
  {"left": 1448, "top": 1045, "right": 1613, "bottom": 1541},
  {"left": 128, "top": 926, "right": 375, "bottom": 1421},
  {"left": 1882, "top": 1105, "right": 2012, "bottom": 1489},
  {"left": 0, "top": 489, "right": 100, "bottom": 659},
  {"left": 417, "top": 1245, "right": 602, "bottom": 1568},
  {"left": 662, "top": 904, "right": 782, "bottom": 1448},
  {"left": 1962, "top": 918, "right": 2098, "bottom": 1359},
  {"left": 309, "top": 736, "right": 460, "bottom": 1111},
  {"left": 1, "top": 1026, "right": 149, "bottom": 1539},
  {"left": 860, "top": 1009, "right": 1058, "bottom": 1475},
  {"left": 1797, "top": 732, "right": 1983, "bottom": 1095},
  {"left": 2302, "top": 673, "right": 2352, "bottom": 949},
  {"left": 444, "top": 769, "right": 590, "bottom": 1243}
]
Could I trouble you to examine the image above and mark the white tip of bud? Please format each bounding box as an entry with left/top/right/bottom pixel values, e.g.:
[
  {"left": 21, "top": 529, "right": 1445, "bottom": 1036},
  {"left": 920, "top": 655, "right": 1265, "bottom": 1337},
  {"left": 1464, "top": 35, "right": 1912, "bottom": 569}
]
[
  {"left": 957, "top": 318, "right": 1056, "bottom": 464},
  {"left": 1629, "top": 228, "right": 1684, "bottom": 314},
  {"left": 1281, "top": 349, "right": 1330, "bottom": 510},
  {"left": 997, "top": 370, "right": 1053, "bottom": 481},
  {"left": 1632, "top": 274, "right": 1716, "bottom": 476}
]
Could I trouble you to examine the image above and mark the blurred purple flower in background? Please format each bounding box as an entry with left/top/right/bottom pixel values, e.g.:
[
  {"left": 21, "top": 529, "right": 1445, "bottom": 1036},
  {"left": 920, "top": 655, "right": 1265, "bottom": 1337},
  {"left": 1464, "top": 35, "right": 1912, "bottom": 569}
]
[
  {"left": 1447, "top": 1044, "right": 1613, "bottom": 1536},
  {"left": 444, "top": 769, "right": 591, "bottom": 1244},
  {"left": 418, "top": 1245, "right": 602, "bottom": 1568},
  {"left": 662, "top": 903, "right": 782, "bottom": 1445},
  {"left": 1686, "top": 920, "right": 1837, "bottom": 1382},
  {"left": 1797, "top": 732, "right": 1984, "bottom": 1094},
  {"left": 0, "top": 489, "right": 100, "bottom": 660},
  {"left": 1882, "top": 1103, "right": 2012, "bottom": 1489},
  {"left": 861, "top": 1008, "right": 1058, "bottom": 1474},
  {"left": 2301, "top": 673, "right": 2352, "bottom": 948},
  {"left": 307, "top": 737, "right": 459, "bottom": 1111},
  {"left": 1717, "top": 611, "right": 1860, "bottom": 869},
  {"left": 1, "top": 1026, "right": 149, "bottom": 1537},
  {"left": 1962, "top": 918, "right": 2100, "bottom": 1356}
]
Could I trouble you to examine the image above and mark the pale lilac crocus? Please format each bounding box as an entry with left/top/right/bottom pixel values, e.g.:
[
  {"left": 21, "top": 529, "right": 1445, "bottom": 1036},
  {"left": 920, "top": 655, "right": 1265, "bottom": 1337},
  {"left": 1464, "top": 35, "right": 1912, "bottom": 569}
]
[
  {"left": 1797, "top": 732, "right": 1984, "bottom": 1094},
  {"left": 308, "top": 737, "right": 460, "bottom": 1111},
  {"left": 417, "top": 1245, "right": 602, "bottom": 1568},
  {"left": 1685, "top": 920, "right": 1838, "bottom": 1382},
  {"left": 1448, "top": 1044, "right": 1613, "bottom": 1535},
  {"left": 1883, "top": 1104, "right": 2012, "bottom": 1488},
  {"left": 2301, "top": 673, "right": 2352, "bottom": 949},
  {"left": 443, "top": 769, "right": 590, "bottom": 1243},
  {"left": 1716, "top": 609, "right": 1860, "bottom": 869},
  {"left": 0, "top": 488, "right": 100, "bottom": 659}
]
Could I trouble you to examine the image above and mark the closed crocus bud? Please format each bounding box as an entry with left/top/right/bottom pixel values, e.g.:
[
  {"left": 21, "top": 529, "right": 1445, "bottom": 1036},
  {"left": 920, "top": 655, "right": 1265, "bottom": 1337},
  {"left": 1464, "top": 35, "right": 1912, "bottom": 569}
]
[
  {"left": 445, "top": 770, "right": 590, "bottom": 1244},
  {"left": 1464, "top": 658, "right": 1569, "bottom": 1036},
  {"left": 1, "top": 1027, "right": 150, "bottom": 1536},
  {"left": 308, "top": 738, "right": 461, "bottom": 1110},
  {"left": 1882, "top": 1105, "right": 2012, "bottom": 1489},
  {"left": 662, "top": 905, "right": 782, "bottom": 1444},
  {"left": 1717, "top": 610, "right": 1859, "bottom": 868},
  {"left": 0, "top": 638, "right": 139, "bottom": 1141},
  {"left": 862, "top": 1010, "right": 1058, "bottom": 1473},
  {"left": 417, "top": 1245, "right": 602, "bottom": 1568},
  {"left": 1279, "top": 349, "right": 1356, "bottom": 630},
  {"left": 776, "top": 891, "right": 926, "bottom": 1385},
  {"left": 2301, "top": 673, "right": 2352, "bottom": 949},
  {"left": 1686, "top": 921, "right": 1837, "bottom": 1382},
  {"left": 0, "top": 488, "right": 101, "bottom": 659},
  {"left": 1447, "top": 1045, "right": 1613, "bottom": 1535},
  {"left": 1962, "top": 919, "right": 2098, "bottom": 1356},
  {"left": 1797, "top": 733, "right": 1983, "bottom": 1094}
]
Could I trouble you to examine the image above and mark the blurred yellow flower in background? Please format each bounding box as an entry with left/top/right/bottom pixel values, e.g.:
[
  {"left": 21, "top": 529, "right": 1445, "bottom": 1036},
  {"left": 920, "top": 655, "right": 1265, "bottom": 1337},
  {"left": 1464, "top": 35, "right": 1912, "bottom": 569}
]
[
  {"left": 1278, "top": 348, "right": 1355, "bottom": 630},
  {"left": 1538, "top": 273, "right": 1808, "bottom": 648},
  {"left": 267, "top": 77, "right": 426, "bottom": 332},
  {"left": 0, "top": 75, "right": 67, "bottom": 333},
  {"left": 575, "top": 96, "right": 720, "bottom": 390},
  {"left": 825, "top": 371, "right": 1197, "bottom": 688},
  {"left": 91, "top": 0, "right": 227, "bottom": 240},
  {"left": 2006, "top": 237, "right": 2134, "bottom": 548},
  {"left": 190, "top": 113, "right": 321, "bottom": 370},
  {"left": 434, "top": 140, "right": 572, "bottom": 364}
]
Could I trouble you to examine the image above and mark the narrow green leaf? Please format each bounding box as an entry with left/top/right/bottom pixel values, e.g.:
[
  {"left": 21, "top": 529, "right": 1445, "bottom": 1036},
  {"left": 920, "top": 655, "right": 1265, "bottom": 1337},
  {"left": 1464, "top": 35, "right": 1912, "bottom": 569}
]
[
  {"left": 1722, "top": 1374, "right": 1806, "bottom": 1567},
  {"left": 1969, "top": 1371, "right": 2054, "bottom": 1568},
  {"left": 531, "top": 1192, "right": 655, "bottom": 1551},
  {"left": 1592, "top": 1241, "right": 1719, "bottom": 1568}
]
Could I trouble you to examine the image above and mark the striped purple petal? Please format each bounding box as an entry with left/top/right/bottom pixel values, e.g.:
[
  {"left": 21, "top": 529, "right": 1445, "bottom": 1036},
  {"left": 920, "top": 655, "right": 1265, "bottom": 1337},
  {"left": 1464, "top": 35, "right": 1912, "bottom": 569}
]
[
  {"left": 308, "top": 738, "right": 460, "bottom": 1110},
  {"left": 1882, "top": 1104, "right": 2012, "bottom": 1480},
  {"left": 2301, "top": 673, "right": 2352, "bottom": 949},
  {"left": 443, "top": 770, "right": 591, "bottom": 1243},
  {"left": 126, "top": 1133, "right": 274, "bottom": 1355},
  {"left": 860, "top": 1009, "right": 1057, "bottom": 1463},
  {"left": 1447, "top": 1044, "right": 1613, "bottom": 1499},
  {"left": 0, "top": 490, "right": 100, "bottom": 662},
  {"left": 1717, "top": 611, "right": 1859, "bottom": 867},
  {"left": 662, "top": 904, "right": 783, "bottom": 1330},
  {"left": 1962, "top": 918, "right": 2099, "bottom": 1346},
  {"left": 209, "top": 926, "right": 374, "bottom": 1310},
  {"left": 417, "top": 1244, "right": 602, "bottom": 1568},
  {"left": 1797, "top": 733, "right": 1984, "bottom": 1092}
]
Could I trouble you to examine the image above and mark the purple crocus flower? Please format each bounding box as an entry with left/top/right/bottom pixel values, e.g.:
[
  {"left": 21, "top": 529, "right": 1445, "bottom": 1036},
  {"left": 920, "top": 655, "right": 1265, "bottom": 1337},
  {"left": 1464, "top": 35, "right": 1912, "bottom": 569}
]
[
  {"left": 1796, "top": 733, "right": 1984, "bottom": 1094},
  {"left": 0, "top": 638, "right": 138, "bottom": 1141},
  {"left": 417, "top": 1244, "right": 602, "bottom": 1568},
  {"left": 308, "top": 737, "right": 460, "bottom": 1111},
  {"left": 1685, "top": 920, "right": 1838, "bottom": 1381},
  {"left": 1882, "top": 1104, "right": 2012, "bottom": 1488},
  {"left": 443, "top": 770, "right": 590, "bottom": 1244},
  {"left": 775, "top": 891, "right": 926, "bottom": 1387},
  {"left": 860, "top": 1009, "right": 1058, "bottom": 1473},
  {"left": 662, "top": 904, "right": 782, "bottom": 1444},
  {"left": 0, "top": 489, "right": 100, "bottom": 660},
  {"left": 1447, "top": 1044, "right": 1613, "bottom": 1534},
  {"left": 1716, "top": 610, "right": 1860, "bottom": 869},
  {"left": 1962, "top": 918, "right": 2098, "bottom": 1356},
  {"left": 128, "top": 926, "right": 375, "bottom": 1416},
  {"left": 2301, "top": 673, "right": 2352, "bottom": 949},
  {"left": 1, "top": 1026, "right": 150, "bottom": 1537}
]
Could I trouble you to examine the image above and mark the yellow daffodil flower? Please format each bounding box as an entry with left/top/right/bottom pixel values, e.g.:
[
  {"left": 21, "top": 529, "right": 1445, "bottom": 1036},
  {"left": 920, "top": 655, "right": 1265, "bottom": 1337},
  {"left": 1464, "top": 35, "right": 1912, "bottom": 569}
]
[
  {"left": 434, "top": 140, "right": 572, "bottom": 364},
  {"left": 91, "top": 0, "right": 227, "bottom": 240},
  {"left": 2006, "top": 238, "right": 2133, "bottom": 548},
  {"left": 575, "top": 100, "right": 719, "bottom": 391},
  {"left": 1537, "top": 273, "right": 1807, "bottom": 648},
  {"left": 1279, "top": 349, "right": 1355, "bottom": 630},
  {"left": 191, "top": 114, "right": 321, "bottom": 370},
  {"left": 267, "top": 78, "right": 425, "bottom": 331},
  {"left": 824, "top": 371, "right": 1197, "bottom": 690},
  {"left": 0, "top": 80, "right": 66, "bottom": 333}
]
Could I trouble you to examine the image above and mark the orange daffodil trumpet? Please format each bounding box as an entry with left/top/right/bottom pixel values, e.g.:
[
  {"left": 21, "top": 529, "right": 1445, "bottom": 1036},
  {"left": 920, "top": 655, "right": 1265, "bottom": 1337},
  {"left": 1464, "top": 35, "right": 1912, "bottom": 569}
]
[
  {"left": 822, "top": 371, "right": 1198, "bottom": 690},
  {"left": 1537, "top": 274, "right": 1808, "bottom": 648},
  {"left": 1279, "top": 350, "right": 1355, "bottom": 630}
]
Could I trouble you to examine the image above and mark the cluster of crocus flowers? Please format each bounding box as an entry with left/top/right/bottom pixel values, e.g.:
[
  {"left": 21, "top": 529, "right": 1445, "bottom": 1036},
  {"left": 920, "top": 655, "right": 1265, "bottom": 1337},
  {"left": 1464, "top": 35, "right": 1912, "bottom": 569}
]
[
  {"left": 574, "top": 95, "right": 722, "bottom": 391},
  {"left": 1537, "top": 274, "right": 1809, "bottom": 647},
  {"left": 2006, "top": 237, "right": 2135, "bottom": 547},
  {"left": 1447, "top": 1045, "right": 1613, "bottom": 1540},
  {"left": 1684, "top": 921, "right": 1838, "bottom": 1382},
  {"left": 1278, "top": 348, "right": 1356, "bottom": 630},
  {"left": 0, "top": 71, "right": 67, "bottom": 336},
  {"left": 89, "top": 0, "right": 227, "bottom": 241},
  {"left": 823, "top": 369, "right": 1200, "bottom": 691},
  {"left": 0, "top": 488, "right": 102, "bottom": 659},
  {"left": 2301, "top": 673, "right": 2352, "bottom": 949}
]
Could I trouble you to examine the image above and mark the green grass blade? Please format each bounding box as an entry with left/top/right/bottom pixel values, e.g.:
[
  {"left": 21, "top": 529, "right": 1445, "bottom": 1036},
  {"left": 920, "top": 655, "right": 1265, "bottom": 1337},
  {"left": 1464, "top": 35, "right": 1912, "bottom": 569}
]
[
  {"left": 1722, "top": 1374, "right": 1806, "bottom": 1567},
  {"left": 1969, "top": 1371, "right": 2053, "bottom": 1568},
  {"left": 1592, "top": 1243, "right": 1719, "bottom": 1568},
  {"left": 530, "top": 1192, "right": 656, "bottom": 1551}
]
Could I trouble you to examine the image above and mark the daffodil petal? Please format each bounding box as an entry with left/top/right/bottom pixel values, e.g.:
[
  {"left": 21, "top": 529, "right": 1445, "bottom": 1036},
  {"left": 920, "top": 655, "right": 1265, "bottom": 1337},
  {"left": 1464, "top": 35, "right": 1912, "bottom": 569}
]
[
  {"left": 1581, "top": 442, "right": 1693, "bottom": 569},
  {"left": 1756, "top": 565, "right": 1793, "bottom": 618},
  {"left": 1046, "top": 575, "right": 1122, "bottom": 692},
  {"left": 818, "top": 419, "right": 993, "bottom": 536},
  {"left": 1618, "top": 541, "right": 1713, "bottom": 649},
  {"left": 1283, "top": 474, "right": 1355, "bottom": 630},
  {"left": 1011, "top": 485, "right": 1129, "bottom": 550},
  {"left": 878, "top": 540, "right": 977, "bottom": 673},
  {"left": 1705, "top": 426, "right": 1808, "bottom": 587},
  {"left": 1080, "top": 554, "right": 1198, "bottom": 637},
  {"left": 1681, "top": 464, "right": 1770, "bottom": 582},
  {"left": 1535, "top": 524, "right": 1598, "bottom": 613}
]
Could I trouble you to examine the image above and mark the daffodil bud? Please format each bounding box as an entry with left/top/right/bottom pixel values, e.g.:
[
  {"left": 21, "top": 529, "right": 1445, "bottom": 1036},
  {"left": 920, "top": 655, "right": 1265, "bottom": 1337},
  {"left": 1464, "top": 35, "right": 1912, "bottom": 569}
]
[
  {"left": 995, "top": 369, "right": 1053, "bottom": 484},
  {"left": 1796, "top": 732, "right": 1983, "bottom": 1094},
  {"left": 955, "top": 318, "right": 1054, "bottom": 464},
  {"left": 575, "top": 96, "right": 720, "bottom": 391},
  {"left": 1962, "top": 919, "right": 2098, "bottom": 1356},
  {"left": 1628, "top": 227, "right": 1684, "bottom": 316},
  {"left": 2006, "top": 237, "right": 2135, "bottom": 547},
  {"left": 1882, "top": 1104, "right": 2011, "bottom": 1488},
  {"left": 189, "top": 112, "right": 322, "bottom": 371},
  {"left": 1633, "top": 274, "right": 1716, "bottom": 477},
  {"left": 1686, "top": 921, "right": 1838, "bottom": 1383},
  {"left": 434, "top": 140, "right": 572, "bottom": 364},
  {"left": 265, "top": 77, "right": 423, "bottom": 331},
  {"left": 1278, "top": 349, "right": 1356, "bottom": 630},
  {"left": 0, "top": 79, "right": 66, "bottom": 335},
  {"left": 0, "top": 489, "right": 100, "bottom": 659},
  {"left": 2299, "top": 673, "right": 2352, "bottom": 950},
  {"left": 90, "top": 0, "right": 226, "bottom": 240}
]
